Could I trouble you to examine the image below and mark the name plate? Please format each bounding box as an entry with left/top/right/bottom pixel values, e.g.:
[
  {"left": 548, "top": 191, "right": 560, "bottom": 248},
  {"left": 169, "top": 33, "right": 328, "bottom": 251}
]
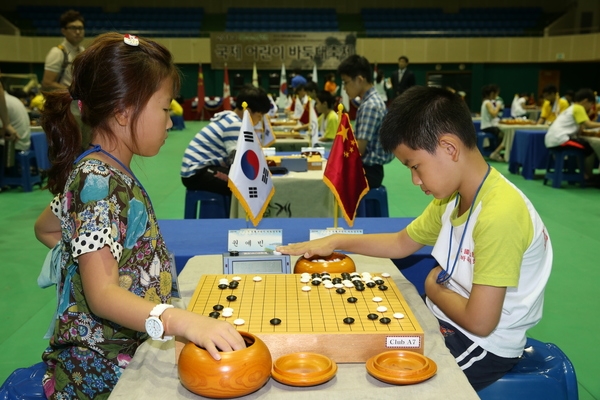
[
  {"left": 386, "top": 336, "right": 421, "bottom": 349},
  {"left": 309, "top": 229, "right": 363, "bottom": 240},
  {"left": 228, "top": 229, "right": 283, "bottom": 252},
  {"left": 262, "top": 147, "right": 276, "bottom": 156}
]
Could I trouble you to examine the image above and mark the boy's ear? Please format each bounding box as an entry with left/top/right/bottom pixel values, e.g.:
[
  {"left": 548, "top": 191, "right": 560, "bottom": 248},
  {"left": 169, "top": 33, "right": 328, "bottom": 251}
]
[{"left": 439, "top": 135, "right": 460, "bottom": 160}]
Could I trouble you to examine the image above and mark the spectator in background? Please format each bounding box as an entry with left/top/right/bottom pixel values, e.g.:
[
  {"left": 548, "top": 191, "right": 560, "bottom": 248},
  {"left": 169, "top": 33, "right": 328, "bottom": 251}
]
[
  {"left": 510, "top": 93, "right": 536, "bottom": 118},
  {"left": 0, "top": 81, "right": 32, "bottom": 181},
  {"left": 545, "top": 88, "right": 600, "bottom": 180},
  {"left": 338, "top": 54, "right": 393, "bottom": 188},
  {"left": 324, "top": 73, "right": 338, "bottom": 95},
  {"left": 489, "top": 84, "right": 505, "bottom": 116},
  {"left": 480, "top": 84, "right": 505, "bottom": 162},
  {"left": 290, "top": 69, "right": 307, "bottom": 90},
  {"left": 537, "top": 84, "right": 569, "bottom": 125},
  {"left": 41, "top": 10, "right": 85, "bottom": 92},
  {"left": 373, "top": 69, "right": 389, "bottom": 105},
  {"left": 391, "top": 55, "right": 416, "bottom": 100},
  {"left": 181, "top": 85, "right": 271, "bottom": 195}
]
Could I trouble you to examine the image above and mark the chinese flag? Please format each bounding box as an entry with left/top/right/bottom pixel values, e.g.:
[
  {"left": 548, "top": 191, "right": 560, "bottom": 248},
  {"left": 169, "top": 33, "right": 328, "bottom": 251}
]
[
  {"left": 223, "top": 64, "right": 232, "bottom": 111},
  {"left": 196, "top": 63, "right": 205, "bottom": 120},
  {"left": 299, "top": 100, "right": 310, "bottom": 124},
  {"left": 323, "top": 112, "right": 369, "bottom": 227}
]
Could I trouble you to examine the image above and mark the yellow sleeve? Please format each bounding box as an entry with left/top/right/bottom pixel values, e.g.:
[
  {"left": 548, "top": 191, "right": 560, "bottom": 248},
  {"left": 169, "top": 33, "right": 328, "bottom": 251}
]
[
  {"left": 170, "top": 99, "right": 183, "bottom": 116},
  {"left": 558, "top": 98, "right": 569, "bottom": 114},
  {"left": 540, "top": 101, "right": 551, "bottom": 119},
  {"left": 572, "top": 104, "right": 590, "bottom": 124},
  {"left": 324, "top": 112, "right": 339, "bottom": 140},
  {"left": 406, "top": 196, "right": 452, "bottom": 246}
]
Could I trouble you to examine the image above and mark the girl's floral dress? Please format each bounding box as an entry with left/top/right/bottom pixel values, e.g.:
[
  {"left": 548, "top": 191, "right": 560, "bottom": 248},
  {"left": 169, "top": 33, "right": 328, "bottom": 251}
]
[{"left": 42, "top": 159, "right": 173, "bottom": 399}]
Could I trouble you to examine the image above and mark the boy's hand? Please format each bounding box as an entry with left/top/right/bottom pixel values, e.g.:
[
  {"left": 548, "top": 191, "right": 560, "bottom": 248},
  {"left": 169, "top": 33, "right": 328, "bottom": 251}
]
[{"left": 276, "top": 236, "right": 335, "bottom": 258}]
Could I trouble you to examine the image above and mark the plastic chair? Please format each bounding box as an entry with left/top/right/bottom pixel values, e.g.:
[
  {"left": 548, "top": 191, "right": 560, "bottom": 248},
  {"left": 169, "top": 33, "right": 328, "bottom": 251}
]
[
  {"left": 184, "top": 190, "right": 231, "bottom": 219},
  {"left": 476, "top": 132, "right": 497, "bottom": 157},
  {"left": 478, "top": 338, "right": 578, "bottom": 400},
  {"left": 356, "top": 186, "right": 389, "bottom": 218},
  {"left": 0, "top": 150, "right": 41, "bottom": 192},
  {"left": 0, "top": 362, "right": 46, "bottom": 400},
  {"left": 543, "top": 147, "right": 586, "bottom": 188}
]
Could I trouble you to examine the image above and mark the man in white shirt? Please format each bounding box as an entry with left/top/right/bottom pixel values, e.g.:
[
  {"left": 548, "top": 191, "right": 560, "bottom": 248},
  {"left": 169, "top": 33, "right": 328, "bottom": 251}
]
[{"left": 42, "top": 10, "right": 85, "bottom": 92}]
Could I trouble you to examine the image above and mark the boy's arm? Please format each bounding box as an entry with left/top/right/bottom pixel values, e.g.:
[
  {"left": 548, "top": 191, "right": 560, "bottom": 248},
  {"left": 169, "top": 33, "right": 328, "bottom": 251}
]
[
  {"left": 425, "top": 267, "right": 506, "bottom": 336},
  {"left": 277, "top": 229, "right": 424, "bottom": 260}
]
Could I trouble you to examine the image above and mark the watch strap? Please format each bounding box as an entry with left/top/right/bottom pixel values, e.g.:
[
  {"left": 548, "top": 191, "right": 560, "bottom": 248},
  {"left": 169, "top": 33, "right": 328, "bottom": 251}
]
[{"left": 147, "top": 304, "right": 174, "bottom": 341}]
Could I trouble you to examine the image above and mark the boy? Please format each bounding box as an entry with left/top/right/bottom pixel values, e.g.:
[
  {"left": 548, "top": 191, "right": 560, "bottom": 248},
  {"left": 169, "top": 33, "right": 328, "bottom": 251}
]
[
  {"left": 338, "top": 54, "right": 393, "bottom": 188},
  {"left": 181, "top": 85, "right": 271, "bottom": 195},
  {"left": 278, "top": 86, "right": 553, "bottom": 391},
  {"left": 536, "top": 84, "right": 569, "bottom": 125},
  {"left": 315, "top": 90, "right": 338, "bottom": 142},
  {"left": 545, "top": 88, "right": 600, "bottom": 179}
]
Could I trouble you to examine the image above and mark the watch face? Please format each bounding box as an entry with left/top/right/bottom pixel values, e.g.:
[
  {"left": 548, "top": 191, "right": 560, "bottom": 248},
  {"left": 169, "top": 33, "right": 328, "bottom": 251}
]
[{"left": 145, "top": 317, "right": 163, "bottom": 338}]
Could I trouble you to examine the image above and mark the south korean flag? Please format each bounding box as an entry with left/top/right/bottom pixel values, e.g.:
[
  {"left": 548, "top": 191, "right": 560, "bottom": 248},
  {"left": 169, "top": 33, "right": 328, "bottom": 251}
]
[{"left": 228, "top": 106, "right": 275, "bottom": 226}]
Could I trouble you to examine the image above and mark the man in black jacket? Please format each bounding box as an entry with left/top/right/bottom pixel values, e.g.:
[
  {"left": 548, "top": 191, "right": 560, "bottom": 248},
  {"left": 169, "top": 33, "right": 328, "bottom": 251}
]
[{"left": 391, "top": 55, "right": 416, "bottom": 100}]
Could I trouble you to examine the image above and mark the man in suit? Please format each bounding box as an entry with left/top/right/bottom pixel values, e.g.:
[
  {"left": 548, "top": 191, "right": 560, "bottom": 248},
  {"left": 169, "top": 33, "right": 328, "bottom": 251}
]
[{"left": 391, "top": 55, "right": 416, "bottom": 100}]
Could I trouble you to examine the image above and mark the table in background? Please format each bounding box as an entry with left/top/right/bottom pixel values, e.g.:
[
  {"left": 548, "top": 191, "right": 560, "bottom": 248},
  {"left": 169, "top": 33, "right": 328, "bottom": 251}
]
[
  {"left": 109, "top": 254, "right": 478, "bottom": 400},
  {"left": 498, "top": 124, "right": 548, "bottom": 163},
  {"left": 508, "top": 130, "right": 549, "bottom": 180},
  {"left": 270, "top": 136, "right": 311, "bottom": 152},
  {"left": 158, "top": 217, "right": 436, "bottom": 295},
  {"left": 583, "top": 136, "right": 600, "bottom": 160},
  {"left": 230, "top": 161, "right": 333, "bottom": 219}
]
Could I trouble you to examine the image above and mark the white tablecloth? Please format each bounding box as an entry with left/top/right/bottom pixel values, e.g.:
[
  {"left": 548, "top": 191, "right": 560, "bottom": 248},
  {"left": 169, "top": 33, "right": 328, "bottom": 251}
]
[{"left": 110, "top": 254, "right": 478, "bottom": 400}]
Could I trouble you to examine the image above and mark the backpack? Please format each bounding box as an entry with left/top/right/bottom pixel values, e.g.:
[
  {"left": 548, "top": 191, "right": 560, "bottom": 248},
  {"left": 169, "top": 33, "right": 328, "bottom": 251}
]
[{"left": 56, "top": 44, "right": 69, "bottom": 84}]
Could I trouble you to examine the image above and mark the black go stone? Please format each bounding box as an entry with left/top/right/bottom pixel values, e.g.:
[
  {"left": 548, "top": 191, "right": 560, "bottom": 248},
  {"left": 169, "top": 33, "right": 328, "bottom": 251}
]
[
  {"left": 374, "top": 279, "right": 385, "bottom": 285},
  {"left": 347, "top": 297, "right": 358, "bottom": 303},
  {"left": 367, "top": 313, "right": 379, "bottom": 320},
  {"left": 332, "top": 278, "right": 342, "bottom": 284},
  {"left": 226, "top": 295, "right": 237, "bottom": 301},
  {"left": 228, "top": 282, "right": 239, "bottom": 289},
  {"left": 378, "top": 285, "right": 388, "bottom": 291},
  {"left": 366, "top": 281, "right": 376, "bottom": 288},
  {"left": 380, "top": 317, "right": 391, "bottom": 324},
  {"left": 208, "top": 311, "right": 220, "bottom": 319},
  {"left": 336, "top": 288, "right": 346, "bottom": 294},
  {"left": 311, "top": 273, "right": 321, "bottom": 278},
  {"left": 341, "top": 273, "right": 351, "bottom": 279},
  {"left": 218, "top": 284, "right": 228, "bottom": 289},
  {"left": 343, "top": 317, "right": 355, "bottom": 324},
  {"left": 355, "top": 285, "right": 365, "bottom": 291},
  {"left": 213, "top": 304, "right": 224, "bottom": 311},
  {"left": 270, "top": 318, "right": 282, "bottom": 325},
  {"left": 311, "top": 279, "right": 322, "bottom": 286},
  {"left": 322, "top": 276, "right": 332, "bottom": 281}
]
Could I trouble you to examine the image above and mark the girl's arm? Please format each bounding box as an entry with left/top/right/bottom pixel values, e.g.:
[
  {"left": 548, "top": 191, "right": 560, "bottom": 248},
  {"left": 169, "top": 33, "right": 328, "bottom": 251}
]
[
  {"left": 35, "top": 205, "right": 62, "bottom": 248},
  {"left": 78, "top": 247, "right": 246, "bottom": 360},
  {"left": 485, "top": 101, "right": 501, "bottom": 117}
]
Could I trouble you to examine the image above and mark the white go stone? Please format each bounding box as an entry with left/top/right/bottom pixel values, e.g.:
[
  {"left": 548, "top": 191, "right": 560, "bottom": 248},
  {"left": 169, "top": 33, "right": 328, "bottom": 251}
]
[
  {"left": 393, "top": 313, "right": 405, "bottom": 319},
  {"left": 334, "top": 283, "right": 344, "bottom": 289},
  {"left": 324, "top": 282, "right": 334, "bottom": 289},
  {"left": 233, "top": 319, "right": 245, "bottom": 326},
  {"left": 300, "top": 277, "right": 310, "bottom": 283},
  {"left": 253, "top": 276, "right": 263, "bottom": 282},
  {"left": 344, "top": 282, "right": 354, "bottom": 288},
  {"left": 381, "top": 272, "right": 391, "bottom": 278},
  {"left": 232, "top": 276, "right": 242, "bottom": 281},
  {"left": 376, "top": 306, "right": 388, "bottom": 313},
  {"left": 372, "top": 297, "right": 383, "bottom": 302},
  {"left": 222, "top": 311, "right": 233, "bottom": 318},
  {"left": 223, "top": 307, "right": 234, "bottom": 314},
  {"left": 302, "top": 286, "right": 312, "bottom": 292}
]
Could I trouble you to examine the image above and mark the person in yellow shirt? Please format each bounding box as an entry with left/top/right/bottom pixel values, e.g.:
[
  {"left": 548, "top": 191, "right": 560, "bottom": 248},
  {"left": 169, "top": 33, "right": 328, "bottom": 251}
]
[
  {"left": 315, "top": 90, "right": 339, "bottom": 142},
  {"left": 536, "top": 84, "right": 568, "bottom": 125},
  {"left": 169, "top": 98, "right": 183, "bottom": 116}
]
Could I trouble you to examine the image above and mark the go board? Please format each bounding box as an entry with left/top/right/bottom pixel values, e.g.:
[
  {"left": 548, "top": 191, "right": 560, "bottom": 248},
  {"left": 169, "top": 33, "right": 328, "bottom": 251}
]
[{"left": 176, "top": 273, "right": 424, "bottom": 363}]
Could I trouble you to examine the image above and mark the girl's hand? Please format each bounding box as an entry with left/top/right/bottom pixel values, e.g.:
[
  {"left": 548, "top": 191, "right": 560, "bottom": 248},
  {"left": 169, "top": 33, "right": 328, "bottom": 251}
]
[{"left": 184, "top": 314, "right": 246, "bottom": 361}]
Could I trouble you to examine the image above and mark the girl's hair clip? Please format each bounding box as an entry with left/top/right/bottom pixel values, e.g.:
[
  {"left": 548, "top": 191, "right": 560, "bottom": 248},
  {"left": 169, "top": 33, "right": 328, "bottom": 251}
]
[{"left": 124, "top": 34, "right": 139, "bottom": 47}]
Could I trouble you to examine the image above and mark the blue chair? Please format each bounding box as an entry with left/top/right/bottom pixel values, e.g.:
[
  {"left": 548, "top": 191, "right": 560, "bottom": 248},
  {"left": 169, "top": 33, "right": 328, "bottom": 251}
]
[
  {"left": 543, "top": 147, "right": 586, "bottom": 188},
  {"left": 356, "top": 186, "right": 389, "bottom": 218},
  {"left": 184, "top": 190, "right": 231, "bottom": 219},
  {"left": 476, "top": 132, "right": 497, "bottom": 157},
  {"left": 0, "top": 149, "right": 42, "bottom": 192},
  {"left": 478, "top": 338, "right": 578, "bottom": 400},
  {"left": 0, "top": 362, "right": 46, "bottom": 400}
]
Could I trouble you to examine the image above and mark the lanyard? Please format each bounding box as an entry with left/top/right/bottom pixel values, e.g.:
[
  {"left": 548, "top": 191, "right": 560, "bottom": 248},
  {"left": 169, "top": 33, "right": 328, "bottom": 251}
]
[{"left": 437, "top": 164, "right": 491, "bottom": 284}]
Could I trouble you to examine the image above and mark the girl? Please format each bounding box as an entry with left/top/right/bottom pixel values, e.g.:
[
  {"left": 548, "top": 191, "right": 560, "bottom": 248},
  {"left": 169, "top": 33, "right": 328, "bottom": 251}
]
[
  {"left": 480, "top": 84, "right": 505, "bottom": 161},
  {"left": 373, "top": 69, "right": 388, "bottom": 105},
  {"left": 33, "top": 33, "right": 245, "bottom": 399}
]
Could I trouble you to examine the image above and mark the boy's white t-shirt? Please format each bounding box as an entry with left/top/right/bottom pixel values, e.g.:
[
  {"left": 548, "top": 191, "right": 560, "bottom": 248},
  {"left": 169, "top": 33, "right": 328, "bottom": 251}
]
[
  {"left": 510, "top": 96, "right": 527, "bottom": 117},
  {"left": 544, "top": 104, "right": 589, "bottom": 148},
  {"left": 407, "top": 168, "right": 552, "bottom": 358}
]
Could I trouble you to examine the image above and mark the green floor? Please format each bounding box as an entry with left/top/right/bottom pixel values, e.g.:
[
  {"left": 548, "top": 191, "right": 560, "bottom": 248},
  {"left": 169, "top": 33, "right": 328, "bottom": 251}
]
[{"left": 0, "top": 121, "right": 597, "bottom": 399}]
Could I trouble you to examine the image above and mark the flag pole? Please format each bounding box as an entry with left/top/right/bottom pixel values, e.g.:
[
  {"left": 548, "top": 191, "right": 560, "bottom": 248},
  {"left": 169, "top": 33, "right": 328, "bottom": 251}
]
[
  {"left": 332, "top": 103, "right": 345, "bottom": 229},
  {"left": 241, "top": 101, "right": 251, "bottom": 227}
]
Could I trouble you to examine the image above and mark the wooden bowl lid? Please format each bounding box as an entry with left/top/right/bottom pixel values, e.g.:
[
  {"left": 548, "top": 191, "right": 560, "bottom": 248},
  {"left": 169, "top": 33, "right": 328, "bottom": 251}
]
[
  {"left": 272, "top": 352, "right": 338, "bottom": 386},
  {"left": 293, "top": 252, "right": 356, "bottom": 274},
  {"left": 366, "top": 351, "right": 437, "bottom": 385}
]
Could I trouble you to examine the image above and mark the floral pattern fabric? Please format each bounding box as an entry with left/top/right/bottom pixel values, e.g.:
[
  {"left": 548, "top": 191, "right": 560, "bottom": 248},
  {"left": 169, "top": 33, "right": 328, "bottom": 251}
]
[{"left": 42, "top": 159, "right": 173, "bottom": 399}]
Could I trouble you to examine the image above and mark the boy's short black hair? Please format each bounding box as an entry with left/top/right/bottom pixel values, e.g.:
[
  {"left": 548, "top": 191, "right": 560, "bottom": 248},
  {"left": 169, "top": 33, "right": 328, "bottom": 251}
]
[
  {"left": 235, "top": 84, "right": 271, "bottom": 114},
  {"left": 316, "top": 90, "right": 335, "bottom": 109},
  {"left": 305, "top": 81, "right": 318, "bottom": 95},
  {"left": 574, "top": 88, "right": 595, "bottom": 103},
  {"left": 542, "top": 84, "right": 558, "bottom": 95},
  {"left": 294, "top": 84, "right": 306, "bottom": 94},
  {"left": 337, "top": 55, "right": 373, "bottom": 84},
  {"left": 380, "top": 86, "right": 477, "bottom": 154}
]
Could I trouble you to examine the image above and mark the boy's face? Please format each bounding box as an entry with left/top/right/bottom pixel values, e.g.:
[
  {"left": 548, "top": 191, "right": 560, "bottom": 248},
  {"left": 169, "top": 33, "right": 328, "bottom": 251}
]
[
  {"left": 579, "top": 99, "right": 592, "bottom": 112},
  {"left": 543, "top": 92, "right": 556, "bottom": 101},
  {"left": 341, "top": 74, "right": 361, "bottom": 99},
  {"left": 393, "top": 141, "right": 458, "bottom": 199},
  {"left": 315, "top": 99, "right": 327, "bottom": 114}
]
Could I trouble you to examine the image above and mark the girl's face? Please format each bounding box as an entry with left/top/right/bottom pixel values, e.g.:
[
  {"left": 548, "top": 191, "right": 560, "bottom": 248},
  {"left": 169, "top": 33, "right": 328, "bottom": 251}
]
[{"left": 134, "top": 79, "right": 173, "bottom": 157}]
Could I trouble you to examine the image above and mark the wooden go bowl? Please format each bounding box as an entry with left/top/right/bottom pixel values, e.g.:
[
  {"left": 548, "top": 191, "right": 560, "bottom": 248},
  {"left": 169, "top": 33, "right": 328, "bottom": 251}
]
[
  {"left": 178, "top": 331, "right": 272, "bottom": 398},
  {"left": 293, "top": 252, "right": 356, "bottom": 274}
]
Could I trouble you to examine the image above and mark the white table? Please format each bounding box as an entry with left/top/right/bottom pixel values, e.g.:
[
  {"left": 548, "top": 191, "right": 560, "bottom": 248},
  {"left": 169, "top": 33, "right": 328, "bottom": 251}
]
[{"left": 110, "top": 254, "right": 479, "bottom": 400}]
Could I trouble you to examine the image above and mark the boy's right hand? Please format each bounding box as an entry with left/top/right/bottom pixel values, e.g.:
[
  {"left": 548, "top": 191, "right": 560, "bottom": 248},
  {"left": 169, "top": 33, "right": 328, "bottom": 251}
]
[{"left": 276, "top": 236, "right": 336, "bottom": 258}]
